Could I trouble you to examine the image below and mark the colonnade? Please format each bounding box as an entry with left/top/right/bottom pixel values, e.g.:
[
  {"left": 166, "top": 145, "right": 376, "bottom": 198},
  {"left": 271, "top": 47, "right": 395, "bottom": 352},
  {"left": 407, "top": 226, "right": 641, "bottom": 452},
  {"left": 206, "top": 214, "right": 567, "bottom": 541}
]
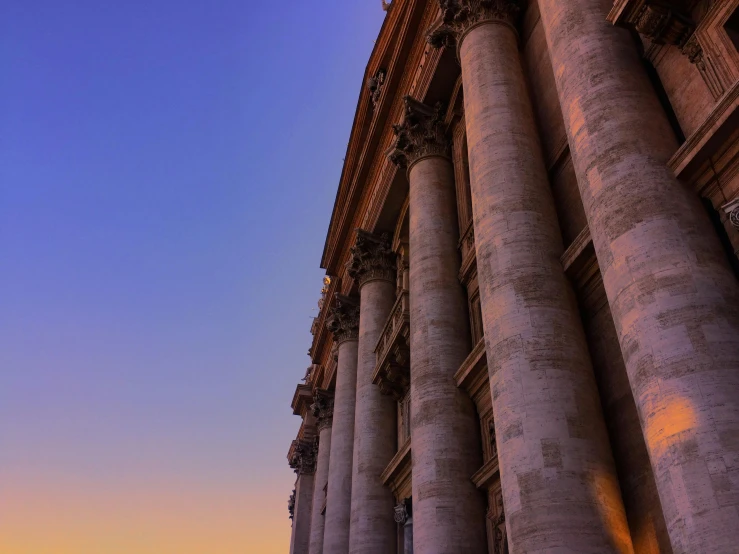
[{"left": 288, "top": 1, "right": 739, "bottom": 553}]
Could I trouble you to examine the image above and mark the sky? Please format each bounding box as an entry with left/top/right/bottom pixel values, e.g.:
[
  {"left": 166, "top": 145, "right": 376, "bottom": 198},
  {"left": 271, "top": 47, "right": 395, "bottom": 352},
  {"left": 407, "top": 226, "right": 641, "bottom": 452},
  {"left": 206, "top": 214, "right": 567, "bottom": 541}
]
[{"left": 0, "top": 2, "right": 385, "bottom": 552}]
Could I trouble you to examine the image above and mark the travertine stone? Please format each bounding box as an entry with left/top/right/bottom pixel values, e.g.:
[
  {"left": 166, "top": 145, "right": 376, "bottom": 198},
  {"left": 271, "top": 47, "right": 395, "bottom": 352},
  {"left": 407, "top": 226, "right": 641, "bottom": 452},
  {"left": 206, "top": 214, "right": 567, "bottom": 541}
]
[
  {"left": 289, "top": 472, "right": 315, "bottom": 554},
  {"left": 323, "top": 296, "right": 360, "bottom": 554},
  {"left": 585, "top": 296, "right": 672, "bottom": 554},
  {"left": 453, "top": 13, "right": 633, "bottom": 553},
  {"left": 538, "top": 1, "right": 739, "bottom": 551},
  {"left": 390, "top": 110, "right": 487, "bottom": 551},
  {"left": 308, "top": 391, "right": 333, "bottom": 554},
  {"left": 348, "top": 232, "right": 398, "bottom": 553}
]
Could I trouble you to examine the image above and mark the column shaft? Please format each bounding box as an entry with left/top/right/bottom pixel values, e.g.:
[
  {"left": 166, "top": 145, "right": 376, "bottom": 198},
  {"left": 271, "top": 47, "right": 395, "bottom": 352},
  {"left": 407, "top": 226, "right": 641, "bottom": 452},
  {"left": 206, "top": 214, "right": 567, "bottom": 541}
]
[
  {"left": 408, "top": 155, "right": 487, "bottom": 553},
  {"left": 348, "top": 278, "right": 398, "bottom": 554},
  {"left": 538, "top": 1, "right": 739, "bottom": 552},
  {"left": 308, "top": 424, "right": 332, "bottom": 554},
  {"left": 459, "top": 18, "right": 632, "bottom": 553},
  {"left": 290, "top": 473, "right": 315, "bottom": 554},
  {"left": 323, "top": 338, "right": 359, "bottom": 554}
]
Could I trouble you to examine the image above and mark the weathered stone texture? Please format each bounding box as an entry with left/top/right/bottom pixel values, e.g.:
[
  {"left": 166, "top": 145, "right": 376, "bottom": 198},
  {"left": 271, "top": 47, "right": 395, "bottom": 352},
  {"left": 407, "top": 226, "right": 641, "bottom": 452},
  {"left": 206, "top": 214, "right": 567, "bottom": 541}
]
[
  {"left": 459, "top": 17, "right": 633, "bottom": 553},
  {"left": 323, "top": 337, "right": 359, "bottom": 554},
  {"left": 308, "top": 423, "right": 332, "bottom": 554},
  {"left": 538, "top": 0, "right": 739, "bottom": 551},
  {"left": 407, "top": 154, "right": 487, "bottom": 553},
  {"left": 289, "top": 473, "right": 315, "bottom": 554},
  {"left": 348, "top": 276, "right": 398, "bottom": 554},
  {"left": 584, "top": 286, "right": 673, "bottom": 554}
]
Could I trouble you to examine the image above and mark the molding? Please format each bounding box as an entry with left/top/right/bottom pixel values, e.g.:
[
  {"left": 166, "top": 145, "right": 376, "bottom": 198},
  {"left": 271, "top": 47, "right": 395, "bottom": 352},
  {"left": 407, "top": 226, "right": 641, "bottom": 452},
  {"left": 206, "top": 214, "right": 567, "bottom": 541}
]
[
  {"left": 471, "top": 456, "right": 500, "bottom": 490},
  {"left": 668, "top": 80, "right": 739, "bottom": 177},
  {"left": 381, "top": 438, "right": 413, "bottom": 499},
  {"left": 291, "top": 383, "right": 314, "bottom": 417}
]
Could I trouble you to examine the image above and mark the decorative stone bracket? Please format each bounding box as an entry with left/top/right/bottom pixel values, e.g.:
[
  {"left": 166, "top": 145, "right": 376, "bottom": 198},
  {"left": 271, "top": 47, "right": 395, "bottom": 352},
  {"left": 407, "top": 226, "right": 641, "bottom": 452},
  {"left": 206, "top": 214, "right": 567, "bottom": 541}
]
[{"left": 610, "top": 1, "right": 695, "bottom": 47}]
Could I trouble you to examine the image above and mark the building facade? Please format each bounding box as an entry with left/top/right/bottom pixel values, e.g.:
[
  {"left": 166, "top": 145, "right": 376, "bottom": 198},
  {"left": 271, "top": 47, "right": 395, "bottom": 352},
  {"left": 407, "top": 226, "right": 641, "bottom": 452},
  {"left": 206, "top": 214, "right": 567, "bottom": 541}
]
[{"left": 286, "top": 1, "right": 739, "bottom": 552}]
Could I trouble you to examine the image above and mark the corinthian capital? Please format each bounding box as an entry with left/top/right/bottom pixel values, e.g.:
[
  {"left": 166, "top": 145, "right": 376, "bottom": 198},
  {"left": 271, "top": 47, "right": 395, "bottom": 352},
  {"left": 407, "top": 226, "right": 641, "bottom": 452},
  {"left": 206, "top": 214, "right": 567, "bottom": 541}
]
[
  {"left": 289, "top": 439, "right": 318, "bottom": 475},
  {"left": 326, "top": 294, "right": 360, "bottom": 344},
  {"left": 427, "top": 0, "right": 522, "bottom": 48},
  {"left": 347, "top": 230, "right": 396, "bottom": 287},
  {"left": 387, "top": 96, "right": 449, "bottom": 169},
  {"left": 311, "top": 389, "right": 335, "bottom": 430}
]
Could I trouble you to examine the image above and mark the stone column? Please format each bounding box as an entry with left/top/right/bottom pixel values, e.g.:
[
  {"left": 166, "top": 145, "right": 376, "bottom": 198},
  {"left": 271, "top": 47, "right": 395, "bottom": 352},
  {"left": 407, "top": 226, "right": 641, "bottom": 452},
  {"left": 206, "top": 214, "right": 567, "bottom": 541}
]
[
  {"left": 428, "top": 3, "right": 633, "bottom": 552},
  {"left": 308, "top": 390, "right": 334, "bottom": 554},
  {"left": 537, "top": 1, "right": 739, "bottom": 552},
  {"left": 323, "top": 294, "right": 360, "bottom": 554},
  {"left": 388, "top": 97, "right": 487, "bottom": 553},
  {"left": 347, "top": 230, "right": 398, "bottom": 554},
  {"left": 289, "top": 440, "right": 317, "bottom": 554}
]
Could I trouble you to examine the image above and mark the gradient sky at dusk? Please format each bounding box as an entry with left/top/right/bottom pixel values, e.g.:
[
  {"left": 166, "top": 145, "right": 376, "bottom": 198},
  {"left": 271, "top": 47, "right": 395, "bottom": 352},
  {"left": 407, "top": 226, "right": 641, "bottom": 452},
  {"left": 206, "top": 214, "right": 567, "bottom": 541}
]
[{"left": 0, "top": 2, "right": 385, "bottom": 552}]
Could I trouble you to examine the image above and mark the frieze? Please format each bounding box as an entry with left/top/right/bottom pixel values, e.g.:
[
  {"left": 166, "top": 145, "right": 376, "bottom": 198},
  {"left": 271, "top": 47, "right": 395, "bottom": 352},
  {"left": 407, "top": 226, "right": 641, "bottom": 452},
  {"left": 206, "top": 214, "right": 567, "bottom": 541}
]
[
  {"left": 347, "top": 229, "right": 396, "bottom": 286},
  {"left": 387, "top": 96, "right": 450, "bottom": 169},
  {"left": 326, "top": 294, "right": 360, "bottom": 345},
  {"left": 427, "top": 0, "right": 522, "bottom": 50}
]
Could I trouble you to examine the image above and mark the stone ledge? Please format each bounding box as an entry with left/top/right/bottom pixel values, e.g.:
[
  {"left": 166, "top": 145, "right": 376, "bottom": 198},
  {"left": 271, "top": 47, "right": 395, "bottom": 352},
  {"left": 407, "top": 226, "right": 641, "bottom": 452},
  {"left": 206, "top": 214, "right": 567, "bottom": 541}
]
[
  {"left": 669, "top": 80, "right": 739, "bottom": 177},
  {"left": 471, "top": 456, "right": 500, "bottom": 491}
]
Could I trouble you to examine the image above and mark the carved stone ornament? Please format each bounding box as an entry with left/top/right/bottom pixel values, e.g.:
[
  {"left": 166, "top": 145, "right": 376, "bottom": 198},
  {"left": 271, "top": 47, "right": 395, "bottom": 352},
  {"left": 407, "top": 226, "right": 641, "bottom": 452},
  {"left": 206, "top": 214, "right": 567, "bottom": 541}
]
[
  {"left": 326, "top": 294, "right": 360, "bottom": 344},
  {"left": 723, "top": 198, "right": 739, "bottom": 230},
  {"left": 367, "top": 68, "right": 387, "bottom": 109},
  {"left": 311, "top": 389, "right": 335, "bottom": 430},
  {"left": 346, "top": 229, "right": 397, "bottom": 286},
  {"left": 394, "top": 498, "right": 412, "bottom": 524},
  {"left": 632, "top": 2, "right": 694, "bottom": 47},
  {"left": 427, "top": 0, "right": 522, "bottom": 49},
  {"left": 288, "top": 489, "right": 296, "bottom": 520},
  {"left": 387, "top": 96, "right": 450, "bottom": 169},
  {"left": 289, "top": 439, "right": 318, "bottom": 475}
]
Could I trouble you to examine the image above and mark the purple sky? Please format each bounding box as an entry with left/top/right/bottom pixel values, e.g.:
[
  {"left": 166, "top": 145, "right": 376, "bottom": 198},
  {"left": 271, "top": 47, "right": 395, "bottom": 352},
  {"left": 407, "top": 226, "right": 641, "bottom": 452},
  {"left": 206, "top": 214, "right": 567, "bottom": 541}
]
[{"left": 0, "top": 1, "right": 385, "bottom": 551}]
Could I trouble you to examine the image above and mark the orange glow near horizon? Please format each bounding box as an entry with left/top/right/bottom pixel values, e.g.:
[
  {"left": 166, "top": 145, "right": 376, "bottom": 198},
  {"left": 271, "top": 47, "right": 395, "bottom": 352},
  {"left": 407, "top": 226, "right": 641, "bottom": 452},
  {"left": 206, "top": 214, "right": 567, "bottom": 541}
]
[{"left": 0, "top": 474, "right": 292, "bottom": 554}]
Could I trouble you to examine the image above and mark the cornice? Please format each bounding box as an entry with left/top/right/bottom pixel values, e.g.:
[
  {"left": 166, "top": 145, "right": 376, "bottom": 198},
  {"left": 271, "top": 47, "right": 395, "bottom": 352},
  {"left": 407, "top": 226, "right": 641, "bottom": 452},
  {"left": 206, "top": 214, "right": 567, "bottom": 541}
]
[
  {"left": 291, "top": 383, "right": 314, "bottom": 417},
  {"left": 321, "top": 0, "right": 419, "bottom": 274}
]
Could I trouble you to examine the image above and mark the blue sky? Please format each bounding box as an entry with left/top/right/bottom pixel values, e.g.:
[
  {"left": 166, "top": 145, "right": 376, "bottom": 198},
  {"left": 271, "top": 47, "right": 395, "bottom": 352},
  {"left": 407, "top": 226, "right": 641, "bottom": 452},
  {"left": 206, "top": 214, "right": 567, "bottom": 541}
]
[{"left": 0, "top": 1, "right": 386, "bottom": 551}]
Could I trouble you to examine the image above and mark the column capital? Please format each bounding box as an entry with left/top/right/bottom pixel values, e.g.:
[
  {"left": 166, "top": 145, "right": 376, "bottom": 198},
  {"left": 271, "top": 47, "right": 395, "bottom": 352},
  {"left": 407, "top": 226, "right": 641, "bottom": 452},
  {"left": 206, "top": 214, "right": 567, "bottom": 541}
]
[
  {"left": 347, "top": 229, "right": 396, "bottom": 287},
  {"left": 387, "top": 96, "right": 450, "bottom": 169},
  {"left": 427, "top": 0, "right": 522, "bottom": 49},
  {"left": 289, "top": 439, "right": 318, "bottom": 475},
  {"left": 311, "top": 389, "right": 335, "bottom": 431},
  {"left": 288, "top": 489, "right": 296, "bottom": 520},
  {"left": 394, "top": 498, "right": 412, "bottom": 524},
  {"left": 326, "top": 294, "right": 360, "bottom": 344}
]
